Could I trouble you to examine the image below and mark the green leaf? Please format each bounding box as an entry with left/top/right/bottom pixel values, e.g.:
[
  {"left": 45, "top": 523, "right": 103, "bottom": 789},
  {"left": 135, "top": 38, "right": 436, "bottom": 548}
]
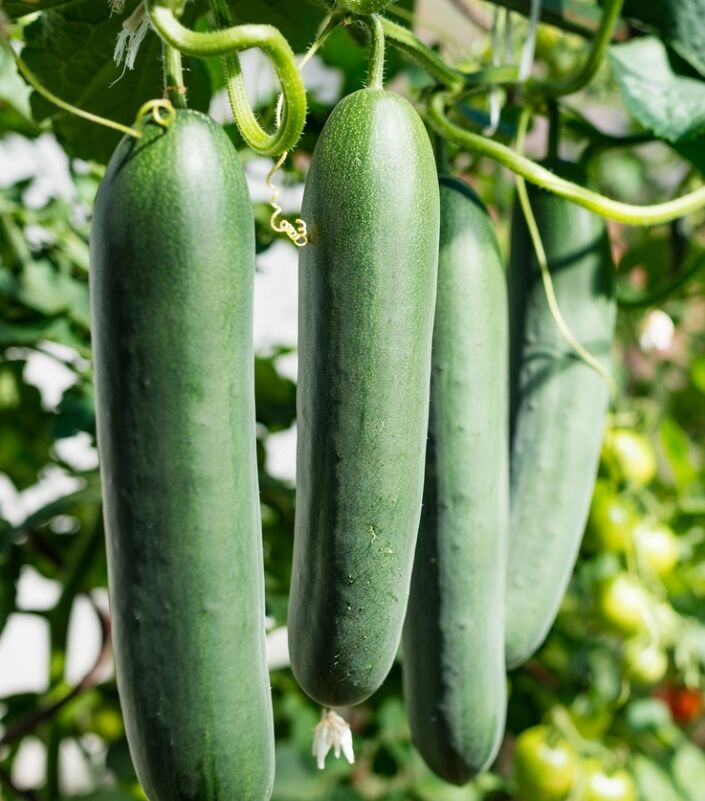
[
  {"left": 255, "top": 356, "right": 296, "bottom": 431},
  {"left": 0, "top": 315, "right": 88, "bottom": 352},
  {"left": 21, "top": 0, "right": 210, "bottom": 163},
  {"left": 673, "top": 742, "right": 705, "bottom": 800},
  {"left": 3, "top": 0, "right": 85, "bottom": 18},
  {"left": 227, "top": 0, "right": 327, "bottom": 53},
  {"left": 659, "top": 416, "right": 698, "bottom": 489},
  {"left": 0, "top": 541, "right": 21, "bottom": 638},
  {"left": 621, "top": 0, "right": 705, "bottom": 78},
  {"left": 0, "top": 359, "right": 55, "bottom": 489},
  {"left": 633, "top": 755, "right": 683, "bottom": 801},
  {"left": 0, "top": 48, "right": 41, "bottom": 138},
  {"left": 609, "top": 37, "right": 705, "bottom": 143}
]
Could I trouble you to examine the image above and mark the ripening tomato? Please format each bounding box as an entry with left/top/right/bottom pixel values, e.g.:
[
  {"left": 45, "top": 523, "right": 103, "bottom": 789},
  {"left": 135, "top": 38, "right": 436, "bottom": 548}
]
[
  {"left": 584, "top": 481, "right": 638, "bottom": 552},
  {"left": 601, "top": 429, "right": 657, "bottom": 487},
  {"left": 656, "top": 684, "right": 704, "bottom": 725},
  {"left": 623, "top": 640, "right": 668, "bottom": 686},
  {"left": 514, "top": 726, "right": 577, "bottom": 801},
  {"left": 634, "top": 521, "right": 679, "bottom": 576},
  {"left": 596, "top": 574, "right": 650, "bottom": 635},
  {"left": 581, "top": 760, "right": 637, "bottom": 801}
]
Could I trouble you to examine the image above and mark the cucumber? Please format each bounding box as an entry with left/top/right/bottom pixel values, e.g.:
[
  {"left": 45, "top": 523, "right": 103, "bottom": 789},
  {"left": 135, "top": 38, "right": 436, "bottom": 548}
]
[
  {"left": 506, "top": 161, "right": 616, "bottom": 670},
  {"left": 90, "top": 109, "right": 274, "bottom": 801},
  {"left": 288, "top": 88, "right": 440, "bottom": 708},
  {"left": 403, "top": 177, "right": 508, "bottom": 784}
]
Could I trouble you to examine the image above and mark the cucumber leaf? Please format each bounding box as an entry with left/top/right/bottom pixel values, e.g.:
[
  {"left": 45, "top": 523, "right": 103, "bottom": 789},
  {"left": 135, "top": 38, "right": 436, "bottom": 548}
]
[{"left": 609, "top": 37, "right": 705, "bottom": 144}]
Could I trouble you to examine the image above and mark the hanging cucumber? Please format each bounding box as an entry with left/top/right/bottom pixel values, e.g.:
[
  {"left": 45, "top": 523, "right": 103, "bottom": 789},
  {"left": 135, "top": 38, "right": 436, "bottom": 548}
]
[
  {"left": 506, "top": 160, "right": 617, "bottom": 670},
  {"left": 90, "top": 109, "right": 274, "bottom": 801},
  {"left": 288, "top": 87, "right": 440, "bottom": 708},
  {"left": 403, "top": 177, "right": 508, "bottom": 784}
]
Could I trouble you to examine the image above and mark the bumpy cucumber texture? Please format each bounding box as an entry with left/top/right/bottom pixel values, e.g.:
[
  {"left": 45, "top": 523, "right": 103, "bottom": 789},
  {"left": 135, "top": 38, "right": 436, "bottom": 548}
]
[
  {"left": 506, "top": 161, "right": 616, "bottom": 669},
  {"left": 289, "top": 88, "right": 440, "bottom": 707},
  {"left": 403, "top": 177, "right": 509, "bottom": 784},
  {"left": 90, "top": 110, "right": 274, "bottom": 801}
]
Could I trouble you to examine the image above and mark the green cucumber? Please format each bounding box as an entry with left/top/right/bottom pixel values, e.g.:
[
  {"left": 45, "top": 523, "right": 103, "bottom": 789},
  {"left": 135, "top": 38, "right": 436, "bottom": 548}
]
[
  {"left": 288, "top": 88, "right": 440, "bottom": 708},
  {"left": 506, "top": 161, "right": 616, "bottom": 670},
  {"left": 90, "top": 109, "right": 274, "bottom": 801},
  {"left": 403, "top": 177, "right": 508, "bottom": 784}
]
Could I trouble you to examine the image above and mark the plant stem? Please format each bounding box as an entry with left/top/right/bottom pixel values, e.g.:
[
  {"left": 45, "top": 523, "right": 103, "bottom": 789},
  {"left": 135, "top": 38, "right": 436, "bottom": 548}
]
[
  {"left": 0, "top": 38, "right": 140, "bottom": 138},
  {"left": 380, "top": 17, "right": 464, "bottom": 90},
  {"left": 480, "top": 0, "right": 628, "bottom": 39},
  {"left": 618, "top": 256, "right": 705, "bottom": 309},
  {"left": 43, "top": 515, "right": 104, "bottom": 800},
  {"left": 528, "top": 0, "right": 624, "bottom": 98},
  {"left": 147, "top": 0, "right": 306, "bottom": 155},
  {"left": 366, "top": 15, "right": 386, "bottom": 90},
  {"left": 163, "top": 42, "right": 187, "bottom": 108},
  {"left": 428, "top": 91, "right": 705, "bottom": 226}
]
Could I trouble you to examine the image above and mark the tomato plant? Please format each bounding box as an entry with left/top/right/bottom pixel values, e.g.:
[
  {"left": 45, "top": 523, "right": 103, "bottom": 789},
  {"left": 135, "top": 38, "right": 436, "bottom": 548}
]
[
  {"left": 584, "top": 481, "right": 638, "bottom": 553},
  {"left": 514, "top": 726, "right": 577, "bottom": 801},
  {"left": 581, "top": 760, "right": 637, "bottom": 801},
  {"left": 656, "top": 684, "right": 705, "bottom": 725},
  {"left": 596, "top": 574, "right": 651, "bottom": 634},
  {"left": 634, "top": 521, "right": 679, "bottom": 576},
  {"left": 601, "top": 429, "right": 658, "bottom": 488}
]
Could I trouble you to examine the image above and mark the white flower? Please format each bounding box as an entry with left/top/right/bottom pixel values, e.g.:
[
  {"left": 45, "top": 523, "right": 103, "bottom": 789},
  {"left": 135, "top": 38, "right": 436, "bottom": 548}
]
[
  {"left": 113, "top": 2, "right": 150, "bottom": 73},
  {"left": 639, "top": 309, "right": 675, "bottom": 354},
  {"left": 312, "top": 709, "right": 355, "bottom": 770}
]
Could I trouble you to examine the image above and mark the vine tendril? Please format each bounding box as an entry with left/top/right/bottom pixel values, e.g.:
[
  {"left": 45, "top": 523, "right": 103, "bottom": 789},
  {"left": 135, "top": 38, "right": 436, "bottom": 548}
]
[
  {"left": 145, "top": 0, "right": 307, "bottom": 156},
  {"left": 514, "top": 109, "right": 618, "bottom": 399}
]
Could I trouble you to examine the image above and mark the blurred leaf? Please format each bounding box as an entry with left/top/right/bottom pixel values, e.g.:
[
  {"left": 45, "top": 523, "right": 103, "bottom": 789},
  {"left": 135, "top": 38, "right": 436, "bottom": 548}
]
[
  {"left": 15, "top": 260, "right": 89, "bottom": 321},
  {"left": 633, "top": 754, "right": 683, "bottom": 801},
  {"left": 660, "top": 416, "right": 698, "bottom": 489},
  {"left": 21, "top": 0, "right": 209, "bottom": 163},
  {"left": 105, "top": 738, "right": 138, "bottom": 784},
  {"left": 0, "top": 48, "right": 41, "bottom": 138},
  {"left": 3, "top": 0, "right": 82, "bottom": 17},
  {"left": 0, "top": 541, "right": 21, "bottom": 637},
  {"left": 271, "top": 742, "right": 336, "bottom": 801},
  {"left": 609, "top": 38, "right": 705, "bottom": 143},
  {"left": 62, "top": 792, "right": 140, "bottom": 801},
  {"left": 625, "top": 698, "right": 672, "bottom": 732},
  {"left": 621, "top": 0, "right": 705, "bottom": 77},
  {"left": 0, "top": 359, "right": 54, "bottom": 488},
  {"left": 54, "top": 381, "right": 95, "bottom": 439},
  {"left": 227, "top": 0, "right": 327, "bottom": 53},
  {"left": 691, "top": 355, "right": 705, "bottom": 395},
  {"left": 673, "top": 742, "right": 705, "bottom": 800},
  {"left": 255, "top": 356, "right": 296, "bottom": 431}
]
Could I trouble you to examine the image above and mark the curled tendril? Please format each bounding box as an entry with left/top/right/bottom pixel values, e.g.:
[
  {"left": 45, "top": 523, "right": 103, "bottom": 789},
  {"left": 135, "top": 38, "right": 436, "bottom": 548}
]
[
  {"left": 135, "top": 98, "right": 177, "bottom": 129},
  {"left": 266, "top": 154, "right": 308, "bottom": 248}
]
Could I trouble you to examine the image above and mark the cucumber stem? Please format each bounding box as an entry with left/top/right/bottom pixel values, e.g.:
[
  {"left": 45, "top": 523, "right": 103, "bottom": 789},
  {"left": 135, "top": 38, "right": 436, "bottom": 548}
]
[
  {"left": 367, "top": 15, "right": 386, "bottom": 89},
  {"left": 428, "top": 91, "right": 705, "bottom": 225},
  {"left": 147, "top": 0, "right": 307, "bottom": 155},
  {"left": 163, "top": 41, "right": 187, "bottom": 108},
  {"left": 527, "top": 0, "right": 624, "bottom": 98}
]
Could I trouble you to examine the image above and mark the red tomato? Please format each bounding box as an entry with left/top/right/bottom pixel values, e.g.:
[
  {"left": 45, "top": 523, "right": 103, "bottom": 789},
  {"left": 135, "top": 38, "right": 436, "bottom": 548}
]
[{"left": 656, "top": 684, "right": 704, "bottom": 725}]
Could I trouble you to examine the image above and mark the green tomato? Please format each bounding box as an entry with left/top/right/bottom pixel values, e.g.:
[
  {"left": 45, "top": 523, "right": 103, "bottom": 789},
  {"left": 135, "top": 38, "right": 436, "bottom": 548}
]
[
  {"left": 635, "top": 521, "right": 679, "bottom": 576},
  {"left": 601, "top": 429, "right": 657, "bottom": 487},
  {"left": 623, "top": 640, "right": 668, "bottom": 686},
  {"left": 581, "top": 760, "right": 637, "bottom": 801},
  {"left": 336, "top": 0, "right": 395, "bottom": 13},
  {"left": 596, "top": 574, "right": 650, "bottom": 635},
  {"left": 584, "top": 481, "right": 638, "bottom": 552},
  {"left": 514, "top": 726, "right": 577, "bottom": 801}
]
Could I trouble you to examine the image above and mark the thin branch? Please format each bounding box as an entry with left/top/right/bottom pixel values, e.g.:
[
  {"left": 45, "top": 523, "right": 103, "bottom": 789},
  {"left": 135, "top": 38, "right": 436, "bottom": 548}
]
[{"left": 0, "top": 596, "right": 111, "bottom": 747}]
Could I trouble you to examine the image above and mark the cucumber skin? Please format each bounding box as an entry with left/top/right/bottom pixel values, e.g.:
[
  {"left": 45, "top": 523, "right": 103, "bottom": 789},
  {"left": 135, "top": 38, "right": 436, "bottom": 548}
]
[
  {"left": 506, "top": 162, "right": 616, "bottom": 670},
  {"left": 90, "top": 110, "right": 274, "bottom": 801},
  {"left": 289, "top": 89, "right": 440, "bottom": 708},
  {"left": 403, "top": 178, "right": 508, "bottom": 784}
]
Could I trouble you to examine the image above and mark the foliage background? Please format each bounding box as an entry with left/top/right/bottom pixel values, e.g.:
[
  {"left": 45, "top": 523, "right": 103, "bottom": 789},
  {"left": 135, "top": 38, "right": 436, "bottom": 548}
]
[{"left": 1, "top": 0, "right": 705, "bottom": 799}]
